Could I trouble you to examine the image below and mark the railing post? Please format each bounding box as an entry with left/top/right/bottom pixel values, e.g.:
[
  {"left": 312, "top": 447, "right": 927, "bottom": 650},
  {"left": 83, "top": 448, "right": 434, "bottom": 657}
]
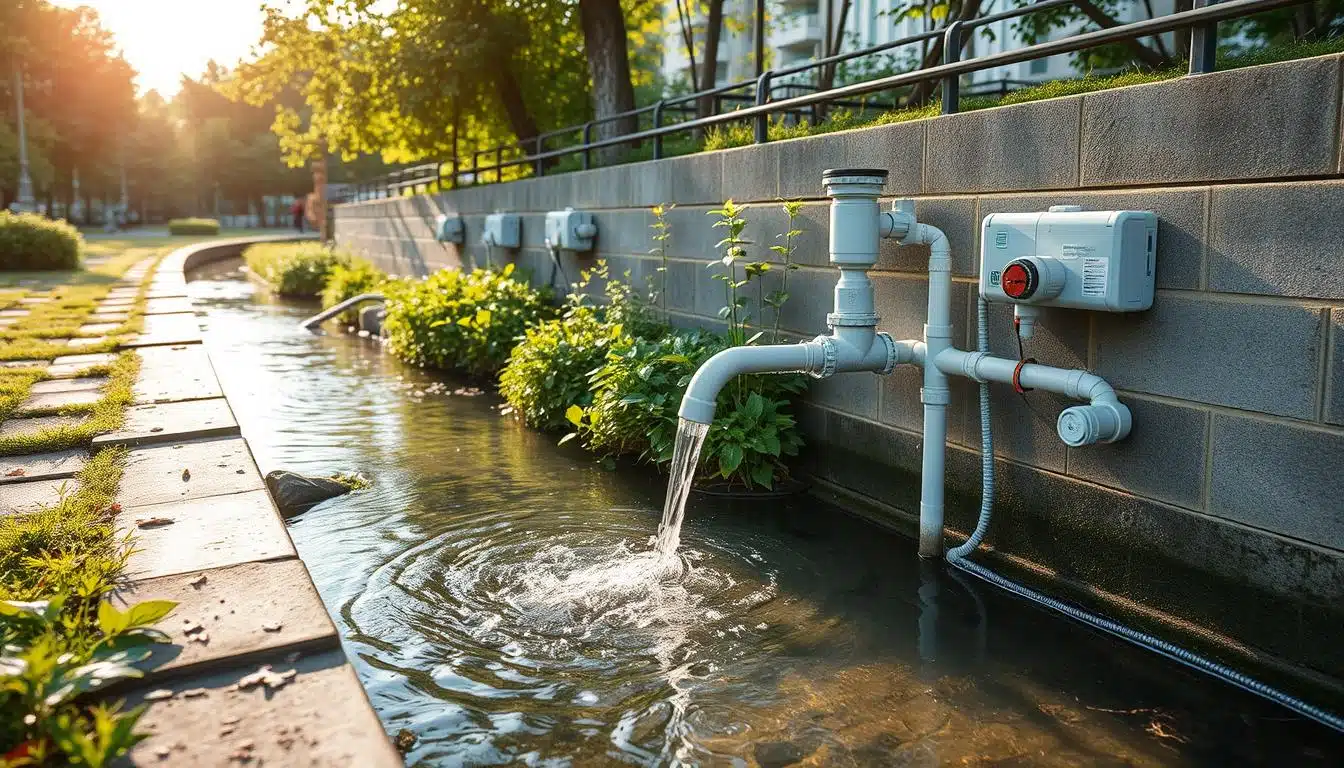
[
  {"left": 534, "top": 136, "right": 544, "bottom": 178},
  {"left": 1189, "top": 0, "right": 1219, "bottom": 74},
  {"left": 472, "top": 151, "right": 480, "bottom": 185},
  {"left": 496, "top": 146, "right": 503, "bottom": 183},
  {"left": 754, "top": 70, "right": 774, "bottom": 144},
  {"left": 652, "top": 100, "right": 666, "bottom": 159},
  {"left": 449, "top": 158, "right": 457, "bottom": 191},
  {"left": 942, "top": 20, "right": 964, "bottom": 115},
  {"left": 582, "top": 122, "right": 593, "bottom": 170}
]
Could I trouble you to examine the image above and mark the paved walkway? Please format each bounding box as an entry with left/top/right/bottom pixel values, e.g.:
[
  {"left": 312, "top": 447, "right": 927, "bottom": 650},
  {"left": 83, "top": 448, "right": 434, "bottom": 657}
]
[{"left": 2, "top": 240, "right": 398, "bottom": 765}]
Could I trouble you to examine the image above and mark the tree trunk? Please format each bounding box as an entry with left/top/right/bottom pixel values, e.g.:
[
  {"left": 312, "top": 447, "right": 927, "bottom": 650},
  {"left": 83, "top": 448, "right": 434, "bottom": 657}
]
[
  {"left": 579, "top": 0, "right": 638, "bottom": 163},
  {"left": 492, "top": 57, "right": 540, "bottom": 148},
  {"left": 816, "top": 0, "right": 854, "bottom": 122},
  {"left": 696, "top": 0, "right": 725, "bottom": 121}
]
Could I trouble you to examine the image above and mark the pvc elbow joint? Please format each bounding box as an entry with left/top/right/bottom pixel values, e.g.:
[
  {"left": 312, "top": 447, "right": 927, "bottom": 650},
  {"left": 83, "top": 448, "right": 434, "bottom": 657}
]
[{"left": 1057, "top": 398, "right": 1131, "bottom": 446}]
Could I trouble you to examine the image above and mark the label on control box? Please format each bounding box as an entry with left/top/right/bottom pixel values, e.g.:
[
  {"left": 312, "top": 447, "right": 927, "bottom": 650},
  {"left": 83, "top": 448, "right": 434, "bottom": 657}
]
[
  {"left": 1081, "top": 258, "right": 1107, "bottom": 297},
  {"left": 1061, "top": 244, "right": 1092, "bottom": 259}
]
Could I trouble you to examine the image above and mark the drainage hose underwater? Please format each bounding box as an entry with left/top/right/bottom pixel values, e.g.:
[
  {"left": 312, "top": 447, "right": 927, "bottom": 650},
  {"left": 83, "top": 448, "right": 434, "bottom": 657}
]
[{"left": 945, "top": 297, "right": 1344, "bottom": 734}]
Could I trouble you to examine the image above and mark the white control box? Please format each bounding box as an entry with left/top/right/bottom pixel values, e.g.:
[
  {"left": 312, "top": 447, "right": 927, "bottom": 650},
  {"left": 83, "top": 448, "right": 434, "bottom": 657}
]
[
  {"left": 434, "top": 213, "right": 464, "bottom": 245},
  {"left": 482, "top": 213, "right": 520, "bottom": 249},
  {"left": 980, "top": 206, "right": 1157, "bottom": 312},
  {"left": 544, "top": 208, "right": 598, "bottom": 251}
]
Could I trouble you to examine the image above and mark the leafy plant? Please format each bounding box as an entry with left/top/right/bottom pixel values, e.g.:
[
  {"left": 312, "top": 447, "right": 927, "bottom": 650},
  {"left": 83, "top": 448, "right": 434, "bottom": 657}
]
[
  {"left": 320, "top": 257, "right": 386, "bottom": 325},
  {"left": 1, "top": 597, "right": 176, "bottom": 766},
  {"left": 165, "top": 218, "right": 220, "bottom": 236},
  {"left": 0, "top": 213, "right": 83, "bottom": 271},
  {"left": 243, "top": 242, "right": 351, "bottom": 297},
  {"left": 648, "top": 203, "right": 674, "bottom": 317},
  {"left": 500, "top": 262, "right": 664, "bottom": 431},
  {"left": 767, "top": 199, "right": 804, "bottom": 343},
  {"left": 382, "top": 263, "right": 553, "bottom": 376}
]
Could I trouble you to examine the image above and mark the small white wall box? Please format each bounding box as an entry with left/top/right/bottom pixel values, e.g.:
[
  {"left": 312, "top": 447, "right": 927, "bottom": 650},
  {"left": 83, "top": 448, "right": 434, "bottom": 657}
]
[
  {"left": 482, "top": 212, "right": 520, "bottom": 249},
  {"left": 544, "top": 208, "right": 598, "bottom": 251},
  {"left": 434, "top": 213, "right": 464, "bottom": 245},
  {"left": 980, "top": 206, "right": 1157, "bottom": 312}
]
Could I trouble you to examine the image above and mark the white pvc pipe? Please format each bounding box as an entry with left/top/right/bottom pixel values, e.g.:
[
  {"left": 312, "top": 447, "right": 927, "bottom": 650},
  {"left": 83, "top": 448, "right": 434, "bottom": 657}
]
[
  {"left": 679, "top": 342, "right": 827, "bottom": 424},
  {"left": 911, "top": 223, "right": 953, "bottom": 558},
  {"left": 298, "top": 293, "right": 385, "bottom": 331},
  {"left": 933, "top": 348, "right": 1132, "bottom": 444}
]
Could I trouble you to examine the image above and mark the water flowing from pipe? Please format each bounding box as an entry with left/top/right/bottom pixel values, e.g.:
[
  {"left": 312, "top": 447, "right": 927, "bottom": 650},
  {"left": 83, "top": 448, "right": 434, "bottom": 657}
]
[{"left": 654, "top": 418, "right": 709, "bottom": 559}]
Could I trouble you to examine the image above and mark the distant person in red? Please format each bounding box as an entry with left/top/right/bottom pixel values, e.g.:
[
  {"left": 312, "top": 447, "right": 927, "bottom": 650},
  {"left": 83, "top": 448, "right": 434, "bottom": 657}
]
[{"left": 291, "top": 197, "right": 306, "bottom": 232}]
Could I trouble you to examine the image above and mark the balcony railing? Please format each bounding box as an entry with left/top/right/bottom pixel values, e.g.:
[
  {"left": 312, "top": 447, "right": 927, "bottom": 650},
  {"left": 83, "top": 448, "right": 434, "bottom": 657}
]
[{"left": 348, "top": 0, "right": 1305, "bottom": 202}]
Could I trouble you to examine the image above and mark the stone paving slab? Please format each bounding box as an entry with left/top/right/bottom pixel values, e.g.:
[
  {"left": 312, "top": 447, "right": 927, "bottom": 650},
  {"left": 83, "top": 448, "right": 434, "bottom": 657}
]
[
  {"left": 31, "top": 376, "right": 106, "bottom": 394},
  {"left": 0, "top": 449, "right": 87, "bottom": 485},
  {"left": 0, "top": 317, "right": 17, "bottom": 327},
  {"left": 0, "top": 359, "right": 48, "bottom": 369},
  {"left": 106, "top": 289, "right": 139, "bottom": 299},
  {"left": 92, "top": 398, "right": 238, "bottom": 448},
  {"left": 19, "top": 296, "right": 51, "bottom": 305},
  {"left": 97, "top": 299, "right": 134, "bottom": 309},
  {"left": 90, "top": 311, "right": 130, "bottom": 322},
  {"left": 145, "top": 288, "right": 188, "bottom": 300},
  {"left": 53, "top": 352, "right": 117, "bottom": 367},
  {"left": 134, "top": 346, "right": 222, "bottom": 404},
  {"left": 0, "top": 414, "right": 85, "bottom": 439},
  {"left": 116, "top": 489, "right": 295, "bottom": 580},
  {"left": 78, "top": 322, "right": 122, "bottom": 334},
  {"left": 143, "top": 296, "right": 193, "bottom": 315},
  {"left": 119, "top": 649, "right": 400, "bottom": 767},
  {"left": 0, "top": 309, "right": 30, "bottom": 318},
  {"left": 111, "top": 559, "right": 339, "bottom": 678},
  {"left": 17, "top": 388, "right": 102, "bottom": 414},
  {"left": 118, "top": 437, "right": 264, "bottom": 508},
  {"left": 1, "top": 478, "right": 77, "bottom": 513},
  {"left": 67, "top": 337, "right": 109, "bottom": 349},
  {"left": 121, "top": 312, "right": 202, "bottom": 348}
]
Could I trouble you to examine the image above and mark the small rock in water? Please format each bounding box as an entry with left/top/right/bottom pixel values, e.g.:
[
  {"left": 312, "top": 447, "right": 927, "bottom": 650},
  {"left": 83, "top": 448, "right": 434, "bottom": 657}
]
[
  {"left": 575, "top": 691, "right": 599, "bottom": 705},
  {"left": 264, "top": 469, "right": 352, "bottom": 518},
  {"left": 144, "top": 689, "right": 174, "bottom": 702},
  {"left": 181, "top": 468, "right": 190, "bottom": 481},
  {"left": 189, "top": 574, "right": 208, "bottom": 588},
  {"left": 394, "top": 729, "right": 417, "bottom": 755},
  {"left": 136, "top": 517, "right": 174, "bottom": 528},
  {"left": 261, "top": 622, "right": 282, "bottom": 632}
]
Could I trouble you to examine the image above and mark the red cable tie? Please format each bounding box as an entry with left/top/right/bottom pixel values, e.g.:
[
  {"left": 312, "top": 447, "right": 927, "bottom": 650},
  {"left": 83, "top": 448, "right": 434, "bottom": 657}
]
[{"left": 1013, "top": 357, "right": 1037, "bottom": 394}]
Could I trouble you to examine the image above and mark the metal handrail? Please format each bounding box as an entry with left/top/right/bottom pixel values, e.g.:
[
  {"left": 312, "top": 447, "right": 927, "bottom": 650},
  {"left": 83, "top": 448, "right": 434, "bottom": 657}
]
[{"left": 352, "top": 0, "right": 1304, "bottom": 200}]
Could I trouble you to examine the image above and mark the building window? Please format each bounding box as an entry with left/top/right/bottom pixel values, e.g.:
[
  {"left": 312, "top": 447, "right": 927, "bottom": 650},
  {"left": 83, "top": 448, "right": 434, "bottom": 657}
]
[{"left": 1029, "top": 56, "right": 1049, "bottom": 75}]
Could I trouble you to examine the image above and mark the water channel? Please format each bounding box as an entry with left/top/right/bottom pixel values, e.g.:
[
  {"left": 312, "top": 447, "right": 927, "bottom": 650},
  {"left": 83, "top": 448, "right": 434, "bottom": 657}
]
[{"left": 188, "top": 260, "right": 1341, "bottom": 766}]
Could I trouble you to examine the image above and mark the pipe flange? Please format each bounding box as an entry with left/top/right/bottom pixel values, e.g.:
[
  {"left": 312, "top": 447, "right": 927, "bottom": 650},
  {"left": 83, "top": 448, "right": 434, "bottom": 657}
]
[
  {"left": 805, "top": 335, "right": 838, "bottom": 379},
  {"left": 877, "top": 332, "right": 898, "bottom": 375},
  {"left": 826, "top": 312, "right": 879, "bottom": 328}
]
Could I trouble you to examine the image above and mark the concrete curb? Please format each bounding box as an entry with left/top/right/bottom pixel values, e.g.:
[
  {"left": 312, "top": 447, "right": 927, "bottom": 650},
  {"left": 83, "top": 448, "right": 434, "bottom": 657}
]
[{"left": 105, "top": 235, "right": 401, "bottom": 766}]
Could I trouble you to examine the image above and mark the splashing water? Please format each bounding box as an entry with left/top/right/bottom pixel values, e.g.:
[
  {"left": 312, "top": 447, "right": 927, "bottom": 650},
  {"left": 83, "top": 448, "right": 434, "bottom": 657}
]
[{"left": 654, "top": 419, "right": 710, "bottom": 559}]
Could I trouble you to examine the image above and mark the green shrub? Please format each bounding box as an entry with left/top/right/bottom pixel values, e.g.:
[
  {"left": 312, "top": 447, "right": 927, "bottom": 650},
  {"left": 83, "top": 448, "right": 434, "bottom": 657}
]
[
  {"left": 499, "top": 310, "right": 626, "bottom": 431},
  {"left": 321, "top": 257, "right": 386, "bottom": 324},
  {"left": 498, "top": 261, "right": 664, "bottom": 431},
  {"left": 383, "top": 263, "right": 553, "bottom": 376},
  {"left": 572, "top": 329, "right": 806, "bottom": 490},
  {"left": 0, "top": 212, "right": 83, "bottom": 270},
  {"left": 166, "top": 217, "right": 220, "bottom": 236},
  {"left": 243, "top": 242, "right": 349, "bottom": 297}
]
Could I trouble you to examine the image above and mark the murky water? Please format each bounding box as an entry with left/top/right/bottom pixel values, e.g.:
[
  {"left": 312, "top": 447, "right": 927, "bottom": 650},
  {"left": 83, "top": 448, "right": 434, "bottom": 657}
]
[{"left": 189, "top": 260, "right": 1341, "bottom": 766}]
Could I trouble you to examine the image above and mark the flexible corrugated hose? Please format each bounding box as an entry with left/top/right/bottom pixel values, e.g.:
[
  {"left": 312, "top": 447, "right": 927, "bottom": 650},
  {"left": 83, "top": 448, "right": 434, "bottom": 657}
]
[{"left": 946, "top": 296, "right": 1344, "bottom": 733}]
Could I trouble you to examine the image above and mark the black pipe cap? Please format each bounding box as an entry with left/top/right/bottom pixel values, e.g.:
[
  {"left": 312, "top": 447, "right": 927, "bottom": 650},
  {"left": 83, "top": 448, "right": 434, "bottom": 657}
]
[{"left": 821, "top": 168, "right": 889, "bottom": 180}]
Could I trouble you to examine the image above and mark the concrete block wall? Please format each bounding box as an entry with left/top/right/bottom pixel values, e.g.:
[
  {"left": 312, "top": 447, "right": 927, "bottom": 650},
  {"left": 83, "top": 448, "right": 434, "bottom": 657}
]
[{"left": 336, "top": 54, "right": 1344, "bottom": 692}]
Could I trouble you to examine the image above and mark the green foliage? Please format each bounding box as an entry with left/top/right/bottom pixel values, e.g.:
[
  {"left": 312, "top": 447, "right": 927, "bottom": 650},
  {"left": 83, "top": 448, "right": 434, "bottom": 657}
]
[
  {"left": 499, "top": 261, "right": 664, "bottom": 431},
  {"left": 500, "top": 310, "right": 628, "bottom": 431},
  {"left": 320, "top": 258, "right": 386, "bottom": 325},
  {"left": 767, "top": 200, "right": 804, "bottom": 344},
  {"left": 165, "top": 218, "right": 221, "bottom": 236},
  {"left": 0, "top": 448, "right": 176, "bottom": 765},
  {"left": 573, "top": 330, "right": 805, "bottom": 490},
  {"left": 330, "top": 471, "right": 371, "bottom": 490},
  {"left": 243, "top": 242, "right": 348, "bottom": 298},
  {"left": 0, "top": 213, "right": 83, "bottom": 271},
  {"left": 648, "top": 203, "right": 674, "bottom": 317},
  {"left": 382, "top": 263, "right": 553, "bottom": 376}
]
